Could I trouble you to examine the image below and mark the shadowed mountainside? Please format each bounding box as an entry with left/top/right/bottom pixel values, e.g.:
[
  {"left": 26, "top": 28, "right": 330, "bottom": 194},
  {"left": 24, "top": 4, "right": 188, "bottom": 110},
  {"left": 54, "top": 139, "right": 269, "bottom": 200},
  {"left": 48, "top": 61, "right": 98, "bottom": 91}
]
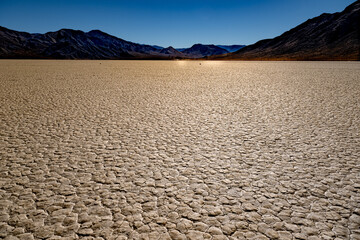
[
  {"left": 0, "top": 27, "right": 242, "bottom": 59},
  {"left": 0, "top": 27, "right": 168, "bottom": 59},
  {"left": 212, "top": 1, "right": 360, "bottom": 60}
]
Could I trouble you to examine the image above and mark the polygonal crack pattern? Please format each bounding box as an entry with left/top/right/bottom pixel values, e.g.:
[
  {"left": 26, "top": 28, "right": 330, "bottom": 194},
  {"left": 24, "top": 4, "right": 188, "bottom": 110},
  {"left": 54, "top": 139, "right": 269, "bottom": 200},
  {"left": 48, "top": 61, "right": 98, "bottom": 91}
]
[{"left": 0, "top": 60, "right": 359, "bottom": 240}]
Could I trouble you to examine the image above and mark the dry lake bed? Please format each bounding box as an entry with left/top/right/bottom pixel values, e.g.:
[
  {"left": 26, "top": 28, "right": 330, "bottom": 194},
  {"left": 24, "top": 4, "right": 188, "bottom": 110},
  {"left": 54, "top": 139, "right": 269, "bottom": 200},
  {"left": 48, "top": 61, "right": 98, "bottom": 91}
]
[{"left": 0, "top": 60, "right": 359, "bottom": 240}]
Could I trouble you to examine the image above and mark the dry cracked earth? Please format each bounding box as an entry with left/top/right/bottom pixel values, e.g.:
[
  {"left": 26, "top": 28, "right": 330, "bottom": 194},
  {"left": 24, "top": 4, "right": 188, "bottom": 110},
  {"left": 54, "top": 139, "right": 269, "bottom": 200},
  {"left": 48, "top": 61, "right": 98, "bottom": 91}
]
[{"left": 0, "top": 60, "right": 359, "bottom": 240}]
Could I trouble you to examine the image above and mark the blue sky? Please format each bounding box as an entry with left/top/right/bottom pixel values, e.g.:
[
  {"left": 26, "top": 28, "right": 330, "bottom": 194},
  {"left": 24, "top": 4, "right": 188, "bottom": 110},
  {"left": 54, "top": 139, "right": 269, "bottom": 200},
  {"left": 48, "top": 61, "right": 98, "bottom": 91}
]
[{"left": 0, "top": 0, "right": 355, "bottom": 48}]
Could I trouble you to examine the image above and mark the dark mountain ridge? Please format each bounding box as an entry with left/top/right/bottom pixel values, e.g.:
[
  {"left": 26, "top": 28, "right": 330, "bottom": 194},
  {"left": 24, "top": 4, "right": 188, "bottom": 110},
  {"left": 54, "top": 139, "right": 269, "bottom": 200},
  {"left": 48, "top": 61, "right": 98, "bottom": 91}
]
[
  {"left": 0, "top": 27, "right": 243, "bottom": 59},
  {"left": 182, "top": 44, "right": 229, "bottom": 58},
  {"left": 0, "top": 27, "right": 163, "bottom": 59},
  {"left": 212, "top": 1, "right": 360, "bottom": 60}
]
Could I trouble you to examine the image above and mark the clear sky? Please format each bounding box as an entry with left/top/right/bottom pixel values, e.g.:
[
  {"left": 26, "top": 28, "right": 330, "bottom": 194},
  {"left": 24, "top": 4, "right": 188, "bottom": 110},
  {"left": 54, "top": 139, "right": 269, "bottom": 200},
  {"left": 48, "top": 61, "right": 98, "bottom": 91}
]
[{"left": 0, "top": 0, "right": 355, "bottom": 48}]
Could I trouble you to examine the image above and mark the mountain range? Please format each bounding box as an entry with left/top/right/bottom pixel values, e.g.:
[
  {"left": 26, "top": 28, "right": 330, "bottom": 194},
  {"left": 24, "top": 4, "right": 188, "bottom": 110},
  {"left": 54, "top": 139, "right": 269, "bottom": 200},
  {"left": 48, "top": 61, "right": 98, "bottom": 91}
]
[
  {"left": 0, "top": 26, "right": 242, "bottom": 59},
  {"left": 213, "top": 0, "right": 360, "bottom": 60},
  {"left": 0, "top": 1, "right": 359, "bottom": 60},
  {"left": 153, "top": 45, "right": 245, "bottom": 54}
]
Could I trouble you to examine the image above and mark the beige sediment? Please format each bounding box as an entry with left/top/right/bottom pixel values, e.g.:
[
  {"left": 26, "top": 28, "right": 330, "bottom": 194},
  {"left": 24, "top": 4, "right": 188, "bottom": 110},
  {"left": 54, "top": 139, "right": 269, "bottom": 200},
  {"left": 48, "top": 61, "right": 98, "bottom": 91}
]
[{"left": 0, "top": 60, "right": 359, "bottom": 239}]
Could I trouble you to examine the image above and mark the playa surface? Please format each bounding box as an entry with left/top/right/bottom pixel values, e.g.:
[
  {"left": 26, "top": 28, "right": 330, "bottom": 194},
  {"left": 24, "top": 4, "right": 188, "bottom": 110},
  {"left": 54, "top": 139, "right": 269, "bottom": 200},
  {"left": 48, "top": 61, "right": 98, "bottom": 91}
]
[{"left": 0, "top": 60, "right": 359, "bottom": 240}]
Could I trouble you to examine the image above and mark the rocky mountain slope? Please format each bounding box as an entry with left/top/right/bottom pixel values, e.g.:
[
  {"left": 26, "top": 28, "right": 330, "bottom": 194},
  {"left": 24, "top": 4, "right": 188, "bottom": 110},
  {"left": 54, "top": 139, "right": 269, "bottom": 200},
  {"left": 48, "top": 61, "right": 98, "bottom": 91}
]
[
  {"left": 0, "top": 27, "right": 162, "bottom": 59},
  {"left": 213, "top": 1, "right": 360, "bottom": 60},
  {"left": 0, "top": 27, "right": 243, "bottom": 59}
]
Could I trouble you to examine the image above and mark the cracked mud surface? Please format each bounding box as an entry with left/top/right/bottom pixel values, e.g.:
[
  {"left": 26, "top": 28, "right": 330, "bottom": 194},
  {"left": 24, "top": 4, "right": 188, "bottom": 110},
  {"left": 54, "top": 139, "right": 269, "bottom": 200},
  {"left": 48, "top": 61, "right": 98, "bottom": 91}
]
[{"left": 0, "top": 60, "right": 359, "bottom": 240}]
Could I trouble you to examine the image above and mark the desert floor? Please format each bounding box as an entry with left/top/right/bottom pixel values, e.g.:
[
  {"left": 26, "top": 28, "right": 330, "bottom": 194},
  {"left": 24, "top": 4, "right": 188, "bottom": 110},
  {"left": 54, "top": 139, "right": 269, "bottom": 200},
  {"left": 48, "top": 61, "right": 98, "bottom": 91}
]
[{"left": 0, "top": 60, "right": 359, "bottom": 240}]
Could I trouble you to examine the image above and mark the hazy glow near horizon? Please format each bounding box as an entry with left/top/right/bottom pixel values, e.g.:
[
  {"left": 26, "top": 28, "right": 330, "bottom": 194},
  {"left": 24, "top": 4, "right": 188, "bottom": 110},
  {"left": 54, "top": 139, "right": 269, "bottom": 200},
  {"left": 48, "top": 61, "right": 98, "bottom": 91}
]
[{"left": 0, "top": 0, "right": 355, "bottom": 48}]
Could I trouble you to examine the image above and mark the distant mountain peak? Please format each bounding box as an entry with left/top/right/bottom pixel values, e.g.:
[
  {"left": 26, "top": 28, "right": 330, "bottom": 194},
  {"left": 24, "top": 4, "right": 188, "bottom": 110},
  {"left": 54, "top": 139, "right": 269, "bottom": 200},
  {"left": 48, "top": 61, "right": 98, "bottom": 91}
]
[
  {"left": 87, "top": 29, "right": 111, "bottom": 37},
  {"left": 182, "top": 44, "right": 229, "bottom": 58},
  {"left": 159, "top": 46, "right": 184, "bottom": 57},
  {"left": 88, "top": 29, "right": 104, "bottom": 34}
]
